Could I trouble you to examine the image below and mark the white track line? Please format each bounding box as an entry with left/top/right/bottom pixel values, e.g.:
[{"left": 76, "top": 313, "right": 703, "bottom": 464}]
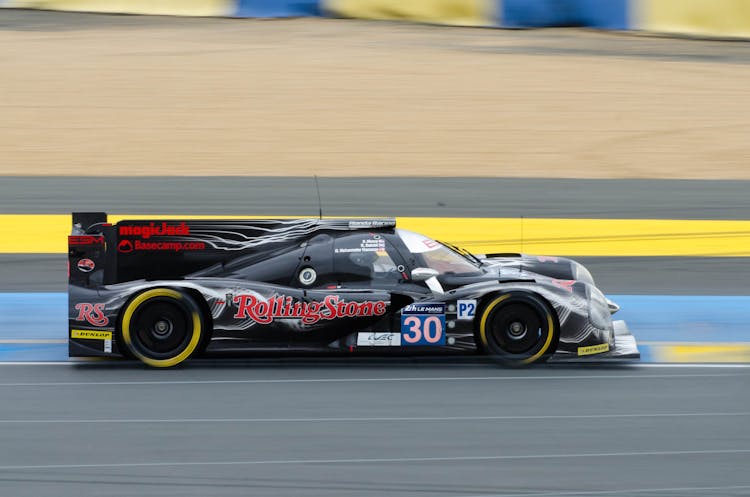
[
  {"left": 0, "top": 372, "right": 746, "bottom": 387},
  {"left": 460, "top": 484, "right": 750, "bottom": 497},
  {"left": 0, "top": 412, "right": 747, "bottom": 424},
  {"left": 0, "top": 360, "right": 105, "bottom": 365},
  {"left": 0, "top": 357, "right": 750, "bottom": 369},
  {"left": 0, "top": 361, "right": 748, "bottom": 367},
  {"left": 0, "top": 362, "right": 72, "bottom": 365},
  {"left": 0, "top": 448, "right": 747, "bottom": 471},
  {"left": 630, "top": 363, "right": 750, "bottom": 368}
]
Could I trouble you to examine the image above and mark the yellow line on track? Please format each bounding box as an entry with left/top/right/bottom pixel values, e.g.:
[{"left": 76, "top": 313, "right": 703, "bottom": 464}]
[
  {"left": 1, "top": 215, "right": 749, "bottom": 256},
  {"left": 652, "top": 343, "right": 750, "bottom": 363}
]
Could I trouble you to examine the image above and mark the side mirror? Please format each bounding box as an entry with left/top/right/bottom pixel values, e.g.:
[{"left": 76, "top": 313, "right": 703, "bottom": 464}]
[{"left": 410, "top": 267, "right": 439, "bottom": 282}]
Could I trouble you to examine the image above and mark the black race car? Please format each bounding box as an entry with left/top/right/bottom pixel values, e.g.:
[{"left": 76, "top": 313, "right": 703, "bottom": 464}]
[{"left": 68, "top": 212, "right": 639, "bottom": 367}]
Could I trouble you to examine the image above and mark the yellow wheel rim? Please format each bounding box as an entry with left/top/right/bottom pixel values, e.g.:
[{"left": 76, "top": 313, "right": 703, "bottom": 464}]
[
  {"left": 121, "top": 288, "right": 202, "bottom": 368},
  {"left": 479, "top": 294, "right": 555, "bottom": 365}
]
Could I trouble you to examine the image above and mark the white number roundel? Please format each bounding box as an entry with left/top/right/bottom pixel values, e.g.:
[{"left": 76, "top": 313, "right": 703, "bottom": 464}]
[{"left": 299, "top": 267, "right": 317, "bottom": 286}]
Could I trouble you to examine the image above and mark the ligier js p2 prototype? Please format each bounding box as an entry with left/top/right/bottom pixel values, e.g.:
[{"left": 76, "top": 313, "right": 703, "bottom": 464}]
[{"left": 68, "top": 213, "right": 639, "bottom": 367}]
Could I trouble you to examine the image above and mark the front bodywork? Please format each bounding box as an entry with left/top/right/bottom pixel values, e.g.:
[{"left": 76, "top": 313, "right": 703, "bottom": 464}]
[{"left": 68, "top": 214, "right": 639, "bottom": 362}]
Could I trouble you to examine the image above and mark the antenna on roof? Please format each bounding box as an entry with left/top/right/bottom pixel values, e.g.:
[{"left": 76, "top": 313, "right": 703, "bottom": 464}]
[{"left": 313, "top": 175, "right": 323, "bottom": 220}]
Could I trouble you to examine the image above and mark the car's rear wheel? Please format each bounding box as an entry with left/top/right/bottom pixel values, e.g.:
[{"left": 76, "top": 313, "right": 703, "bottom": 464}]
[
  {"left": 120, "top": 288, "right": 204, "bottom": 368},
  {"left": 478, "top": 292, "right": 558, "bottom": 366}
]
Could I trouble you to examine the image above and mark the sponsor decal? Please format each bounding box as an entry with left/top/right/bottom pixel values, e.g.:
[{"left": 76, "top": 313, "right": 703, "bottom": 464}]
[
  {"left": 356, "top": 332, "right": 401, "bottom": 347},
  {"left": 118, "top": 239, "right": 134, "bottom": 253},
  {"left": 401, "top": 314, "right": 446, "bottom": 346},
  {"left": 537, "top": 256, "right": 559, "bottom": 263},
  {"left": 233, "top": 294, "right": 388, "bottom": 325},
  {"left": 399, "top": 230, "right": 441, "bottom": 254},
  {"left": 422, "top": 239, "right": 440, "bottom": 250},
  {"left": 118, "top": 222, "right": 190, "bottom": 239},
  {"left": 74, "top": 303, "right": 109, "bottom": 327},
  {"left": 402, "top": 303, "right": 445, "bottom": 315},
  {"left": 456, "top": 299, "right": 476, "bottom": 320},
  {"left": 68, "top": 235, "right": 104, "bottom": 246},
  {"left": 132, "top": 240, "right": 205, "bottom": 252},
  {"left": 401, "top": 302, "right": 446, "bottom": 345},
  {"left": 577, "top": 343, "right": 610, "bottom": 356},
  {"left": 117, "top": 238, "right": 204, "bottom": 253},
  {"left": 77, "top": 258, "right": 95, "bottom": 273},
  {"left": 71, "top": 329, "right": 113, "bottom": 340},
  {"left": 552, "top": 279, "right": 576, "bottom": 292},
  {"left": 348, "top": 220, "right": 395, "bottom": 229}
]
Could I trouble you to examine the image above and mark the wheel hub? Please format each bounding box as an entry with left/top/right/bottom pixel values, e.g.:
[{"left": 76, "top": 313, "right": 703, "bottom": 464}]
[
  {"left": 152, "top": 319, "right": 173, "bottom": 339},
  {"left": 507, "top": 321, "right": 527, "bottom": 340}
]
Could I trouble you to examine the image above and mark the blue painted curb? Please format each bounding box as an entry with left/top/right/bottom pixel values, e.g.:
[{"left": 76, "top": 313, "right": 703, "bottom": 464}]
[
  {"left": 1, "top": 293, "right": 749, "bottom": 362},
  {"left": 0, "top": 343, "right": 68, "bottom": 361},
  {"left": 609, "top": 295, "right": 750, "bottom": 343},
  {"left": 0, "top": 293, "right": 66, "bottom": 340}
]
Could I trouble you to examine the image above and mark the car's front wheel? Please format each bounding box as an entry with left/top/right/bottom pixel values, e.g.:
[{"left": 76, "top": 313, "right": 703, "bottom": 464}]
[
  {"left": 477, "top": 292, "right": 558, "bottom": 366},
  {"left": 120, "top": 288, "right": 204, "bottom": 368}
]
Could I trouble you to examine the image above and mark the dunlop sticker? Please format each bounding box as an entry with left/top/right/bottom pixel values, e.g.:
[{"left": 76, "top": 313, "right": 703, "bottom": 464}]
[
  {"left": 577, "top": 343, "right": 610, "bottom": 356},
  {"left": 71, "top": 329, "right": 113, "bottom": 341}
]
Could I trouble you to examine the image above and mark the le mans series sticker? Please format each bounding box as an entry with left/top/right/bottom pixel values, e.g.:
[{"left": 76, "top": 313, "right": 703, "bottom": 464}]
[{"left": 400, "top": 303, "right": 446, "bottom": 346}]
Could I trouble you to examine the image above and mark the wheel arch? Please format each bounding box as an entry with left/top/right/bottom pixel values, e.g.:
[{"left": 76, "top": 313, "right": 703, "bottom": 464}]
[
  {"left": 116, "top": 285, "right": 209, "bottom": 366},
  {"left": 181, "top": 287, "right": 214, "bottom": 354},
  {"left": 472, "top": 289, "right": 561, "bottom": 361}
]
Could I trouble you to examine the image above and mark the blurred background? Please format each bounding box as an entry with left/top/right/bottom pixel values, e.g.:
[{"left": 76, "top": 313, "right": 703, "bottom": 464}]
[{"left": 0, "top": 1, "right": 749, "bottom": 496}]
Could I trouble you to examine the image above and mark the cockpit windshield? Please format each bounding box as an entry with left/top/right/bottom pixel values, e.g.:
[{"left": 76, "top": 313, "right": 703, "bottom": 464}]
[{"left": 396, "top": 229, "right": 481, "bottom": 276}]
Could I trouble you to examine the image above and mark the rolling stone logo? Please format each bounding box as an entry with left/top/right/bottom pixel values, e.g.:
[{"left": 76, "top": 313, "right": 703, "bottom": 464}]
[
  {"left": 74, "top": 303, "right": 109, "bottom": 327},
  {"left": 233, "top": 294, "right": 388, "bottom": 325}
]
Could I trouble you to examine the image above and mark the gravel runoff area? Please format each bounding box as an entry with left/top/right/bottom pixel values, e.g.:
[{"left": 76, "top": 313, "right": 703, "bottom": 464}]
[{"left": 1, "top": 9, "right": 750, "bottom": 178}]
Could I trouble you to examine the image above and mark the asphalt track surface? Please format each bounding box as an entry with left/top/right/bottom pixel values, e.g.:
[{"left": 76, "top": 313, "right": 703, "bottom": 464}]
[
  {"left": 3, "top": 177, "right": 750, "bottom": 219},
  {"left": 0, "top": 363, "right": 747, "bottom": 497},
  {"left": 1, "top": 177, "right": 749, "bottom": 293}
]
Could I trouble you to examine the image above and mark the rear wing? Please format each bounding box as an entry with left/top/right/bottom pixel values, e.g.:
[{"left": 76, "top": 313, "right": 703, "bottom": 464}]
[{"left": 69, "top": 212, "right": 397, "bottom": 287}]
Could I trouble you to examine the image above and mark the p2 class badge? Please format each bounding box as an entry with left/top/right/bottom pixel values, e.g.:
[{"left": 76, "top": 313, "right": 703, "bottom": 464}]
[{"left": 456, "top": 299, "right": 477, "bottom": 320}]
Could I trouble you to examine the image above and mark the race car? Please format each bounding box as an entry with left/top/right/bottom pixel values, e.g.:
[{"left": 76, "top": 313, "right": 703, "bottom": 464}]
[{"left": 68, "top": 212, "right": 639, "bottom": 367}]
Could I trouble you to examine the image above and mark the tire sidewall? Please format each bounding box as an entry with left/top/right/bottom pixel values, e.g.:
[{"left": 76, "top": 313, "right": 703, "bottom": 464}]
[
  {"left": 477, "top": 292, "right": 558, "bottom": 366},
  {"left": 120, "top": 288, "right": 203, "bottom": 367}
]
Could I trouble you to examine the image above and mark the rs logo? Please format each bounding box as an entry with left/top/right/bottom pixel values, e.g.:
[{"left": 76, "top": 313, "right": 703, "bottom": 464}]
[{"left": 74, "top": 303, "right": 109, "bottom": 327}]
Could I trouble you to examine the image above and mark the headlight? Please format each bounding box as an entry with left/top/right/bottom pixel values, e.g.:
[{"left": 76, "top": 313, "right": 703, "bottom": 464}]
[{"left": 587, "top": 286, "right": 612, "bottom": 330}]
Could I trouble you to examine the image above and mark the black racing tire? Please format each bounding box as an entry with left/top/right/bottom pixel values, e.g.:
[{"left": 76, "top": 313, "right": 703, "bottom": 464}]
[
  {"left": 120, "top": 288, "right": 204, "bottom": 368},
  {"left": 477, "top": 292, "right": 559, "bottom": 366}
]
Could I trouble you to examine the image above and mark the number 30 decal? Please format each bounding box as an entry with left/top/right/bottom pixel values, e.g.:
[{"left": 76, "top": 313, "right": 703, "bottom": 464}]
[{"left": 401, "top": 315, "right": 446, "bottom": 345}]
